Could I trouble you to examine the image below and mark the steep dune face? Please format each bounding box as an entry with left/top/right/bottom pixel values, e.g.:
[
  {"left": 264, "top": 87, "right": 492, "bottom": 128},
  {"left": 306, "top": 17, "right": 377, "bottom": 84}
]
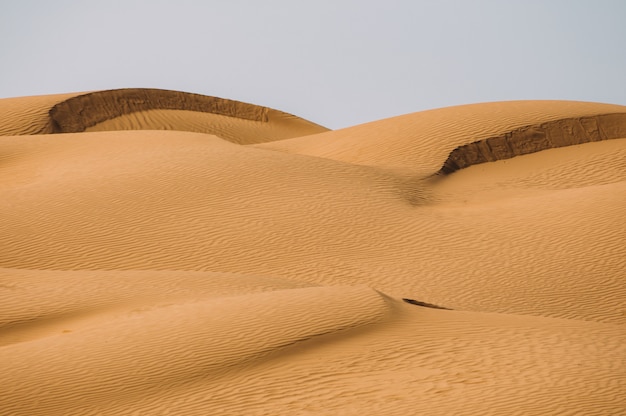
[
  {"left": 49, "top": 88, "right": 329, "bottom": 144},
  {"left": 439, "top": 113, "right": 626, "bottom": 174},
  {"left": 1, "top": 93, "right": 625, "bottom": 415},
  {"left": 49, "top": 88, "right": 271, "bottom": 130},
  {"left": 0, "top": 88, "right": 328, "bottom": 144}
]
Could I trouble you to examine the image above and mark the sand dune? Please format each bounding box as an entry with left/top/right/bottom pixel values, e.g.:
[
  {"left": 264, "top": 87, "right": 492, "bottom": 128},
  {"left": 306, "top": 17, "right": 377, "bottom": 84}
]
[
  {"left": 0, "top": 90, "right": 625, "bottom": 415},
  {"left": 258, "top": 100, "right": 626, "bottom": 174},
  {"left": 0, "top": 88, "right": 328, "bottom": 144}
]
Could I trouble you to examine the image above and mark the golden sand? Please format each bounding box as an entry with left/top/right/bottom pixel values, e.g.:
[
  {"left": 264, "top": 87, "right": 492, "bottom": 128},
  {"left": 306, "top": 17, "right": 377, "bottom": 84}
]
[{"left": 1, "top": 89, "right": 625, "bottom": 415}]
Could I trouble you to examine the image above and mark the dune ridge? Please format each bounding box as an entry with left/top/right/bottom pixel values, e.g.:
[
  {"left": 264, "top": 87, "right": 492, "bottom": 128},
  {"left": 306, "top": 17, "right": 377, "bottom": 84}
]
[
  {"left": 49, "top": 88, "right": 272, "bottom": 132},
  {"left": 439, "top": 113, "right": 626, "bottom": 174},
  {"left": 0, "top": 267, "right": 318, "bottom": 346},
  {"left": 0, "top": 91, "right": 625, "bottom": 415},
  {"left": 0, "top": 89, "right": 328, "bottom": 144},
  {"left": 138, "top": 305, "right": 625, "bottom": 416},
  {"left": 0, "top": 285, "right": 389, "bottom": 415}
]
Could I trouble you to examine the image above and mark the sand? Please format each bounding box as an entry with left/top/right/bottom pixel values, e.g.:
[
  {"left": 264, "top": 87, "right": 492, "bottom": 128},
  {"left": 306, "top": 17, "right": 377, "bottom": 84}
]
[{"left": 0, "top": 89, "right": 625, "bottom": 415}]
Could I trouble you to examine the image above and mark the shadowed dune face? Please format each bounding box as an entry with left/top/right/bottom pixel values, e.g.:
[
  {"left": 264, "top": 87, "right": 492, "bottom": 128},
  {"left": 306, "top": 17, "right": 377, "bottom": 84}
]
[
  {"left": 439, "top": 113, "right": 626, "bottom": 174},
  {"left": 49, "top": 88, "right": 271, "bottom": 132}
]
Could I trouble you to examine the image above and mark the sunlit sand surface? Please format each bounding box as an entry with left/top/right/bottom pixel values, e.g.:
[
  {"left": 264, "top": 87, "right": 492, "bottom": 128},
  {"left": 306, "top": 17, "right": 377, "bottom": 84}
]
[{"left": 1, "top": 89, "right": 625, "bottom": 415}]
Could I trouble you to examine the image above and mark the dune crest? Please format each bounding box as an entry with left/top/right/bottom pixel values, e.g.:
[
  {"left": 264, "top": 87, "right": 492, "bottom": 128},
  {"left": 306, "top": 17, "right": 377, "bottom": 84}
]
[
  {"left": 439, "top": 113, "right": 626, "bottom": 174},
  {"left": 49, "top": 88, "right": 270, "bottom": 131},
  {"left": 0, "top": 89, "right": 328, "bottom": 144}
]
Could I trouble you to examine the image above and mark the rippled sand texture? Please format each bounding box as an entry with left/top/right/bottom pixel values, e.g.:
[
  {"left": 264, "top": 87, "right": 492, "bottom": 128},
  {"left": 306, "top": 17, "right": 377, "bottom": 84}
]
[{"left": 1, "top": 89, "right": 625, "bottom": 415}]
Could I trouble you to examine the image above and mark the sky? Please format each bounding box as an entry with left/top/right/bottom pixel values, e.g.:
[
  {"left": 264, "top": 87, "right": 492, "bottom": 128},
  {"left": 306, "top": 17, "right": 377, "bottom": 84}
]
[{"left": 1, "top": 0, "right": 625, "bottom": 129}]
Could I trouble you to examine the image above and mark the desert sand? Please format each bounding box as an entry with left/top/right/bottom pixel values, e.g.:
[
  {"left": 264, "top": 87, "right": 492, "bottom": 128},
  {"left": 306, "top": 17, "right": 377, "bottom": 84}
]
[{"left": 0, "top": 88, "right": 625, "bottom": 415}]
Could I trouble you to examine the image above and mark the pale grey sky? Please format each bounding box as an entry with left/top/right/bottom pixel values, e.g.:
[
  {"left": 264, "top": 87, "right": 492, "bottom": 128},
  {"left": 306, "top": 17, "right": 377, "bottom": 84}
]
[{"left": 1, "top": 0, "right": 625, "bottom": 128}]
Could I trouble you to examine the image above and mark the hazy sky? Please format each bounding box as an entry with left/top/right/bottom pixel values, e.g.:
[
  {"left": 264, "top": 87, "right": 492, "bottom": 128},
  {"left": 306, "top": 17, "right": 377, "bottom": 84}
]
[{"left": 1, "top": 0, "right": 625, "bottom": 128}]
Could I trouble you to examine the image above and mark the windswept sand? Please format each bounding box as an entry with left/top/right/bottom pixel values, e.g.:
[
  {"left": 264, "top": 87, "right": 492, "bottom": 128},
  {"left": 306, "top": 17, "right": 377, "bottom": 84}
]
[{"left": 1, "top": 90, "right": 625, "bottom": 415}]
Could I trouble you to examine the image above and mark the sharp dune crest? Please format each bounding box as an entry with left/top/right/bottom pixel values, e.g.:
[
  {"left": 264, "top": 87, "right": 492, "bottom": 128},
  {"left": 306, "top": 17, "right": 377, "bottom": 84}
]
[{"left": 0, "top": 91, "right": 624, "bottom": 415}]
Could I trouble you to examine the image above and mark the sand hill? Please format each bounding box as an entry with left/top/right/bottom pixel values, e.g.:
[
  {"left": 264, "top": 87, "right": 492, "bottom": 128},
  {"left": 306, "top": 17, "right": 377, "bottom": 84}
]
[{"left": 1, "top": 89, "right": 625, "bottom": 415}]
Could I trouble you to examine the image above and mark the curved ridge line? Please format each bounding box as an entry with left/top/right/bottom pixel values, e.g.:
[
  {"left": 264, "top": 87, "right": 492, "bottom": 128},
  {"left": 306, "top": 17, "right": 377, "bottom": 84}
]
[
  {"left": 402, "top": 298, "right": 452, "bottom": 310},
  {"left": 439, "top": 113, "right": 626, "bottom": 174},
  {"left": 49, "top": 88, "right": 272, "bottom": 133}
]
